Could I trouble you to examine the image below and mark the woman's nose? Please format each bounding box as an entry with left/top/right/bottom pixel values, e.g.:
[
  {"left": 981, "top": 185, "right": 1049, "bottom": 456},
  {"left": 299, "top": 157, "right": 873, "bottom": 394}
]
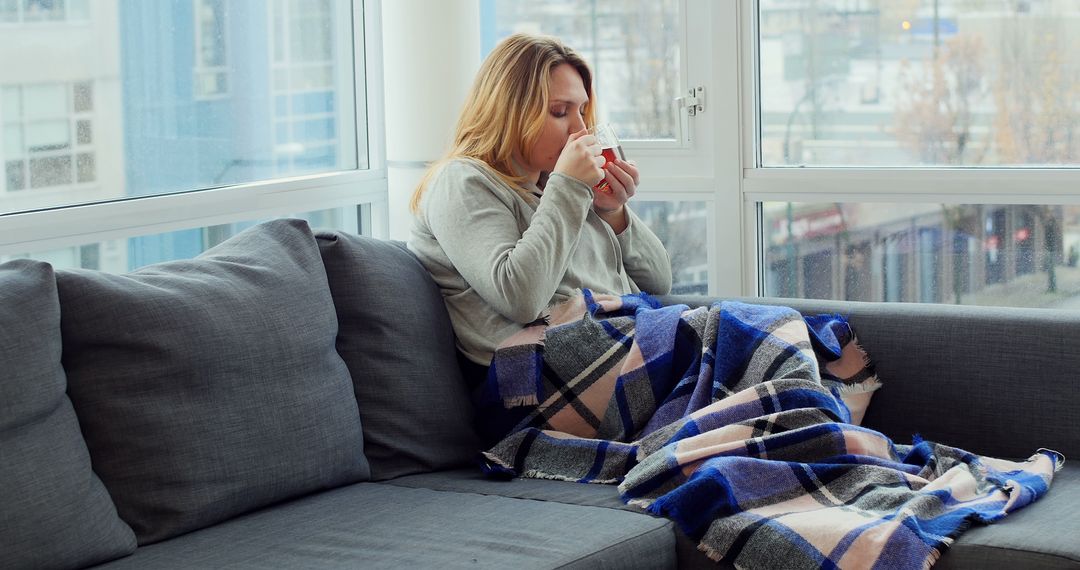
[{"left": 570, "top": 114, "right": 586, "bottom": 133}]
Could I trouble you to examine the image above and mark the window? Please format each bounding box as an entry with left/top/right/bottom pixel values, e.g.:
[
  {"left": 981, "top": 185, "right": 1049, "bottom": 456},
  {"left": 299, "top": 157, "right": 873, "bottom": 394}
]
[
  {"left": 1, "top": 0, "right": 90, "bottom": 23},
  {"left": 1, "top": 0, "right": 380, "bottom": 265},
  {"left": 481, "top": 1, "right": 719, "bottom": 295},
  {"left": 270, "top": 0, "right": 345, "bottom": 176},
  {"left": 193, "top": 0, "right": 228, "bottom": 99},
  {"left": 2, "top": 82, "right": 95, "bottom": 192},
  {"left": 634, "top": 200, "right": 710, "bottom": 294},
  {"left": 759, "top": 0, "right": 1080, "bottom": 167},
  {"left": 3, "top": 205, "right": 367, "bottom": 273},
  {"left": 481, "top": 0, "right": 682, "bottom": 141},
  {"left": 762, "top": 201, "right": 1075, "bottom": 309},
  {"left": 748, "top": 1, "right": 1080, "bottom": 309}
]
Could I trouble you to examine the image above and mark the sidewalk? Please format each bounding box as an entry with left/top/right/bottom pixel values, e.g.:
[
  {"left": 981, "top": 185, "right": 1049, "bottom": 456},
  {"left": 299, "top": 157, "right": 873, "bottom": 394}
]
[{"left": 956, "top": 265, "right": 1080, "bottom": 310}]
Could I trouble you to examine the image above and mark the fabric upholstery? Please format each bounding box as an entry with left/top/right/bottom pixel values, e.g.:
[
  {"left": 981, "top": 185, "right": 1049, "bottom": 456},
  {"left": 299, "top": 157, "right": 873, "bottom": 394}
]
[
  {"left": 660, "top": 295, "right": 1080, "bottom": 460},
  {"left": 0, "top": 259, "right": 137, "bottom": 570},
  {"left": 384, "top": 468, "right": 630, "bottom": 511},
  {"left": 316, "top": 232, "right": 478, "bottom": 479},
  {"left": 91, "top": 482, "right": 676, "bottom": 569},
  {"left": 58, "top": 219, "right": 369, "bottom": 545},
  {"left": 387, "top": 466, "right": 1080, "bottom": 570}
]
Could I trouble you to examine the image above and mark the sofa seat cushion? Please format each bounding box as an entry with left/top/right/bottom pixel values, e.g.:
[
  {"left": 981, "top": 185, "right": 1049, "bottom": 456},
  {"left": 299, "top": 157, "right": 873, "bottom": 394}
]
[
  {"left": 390, "top": 466, "right": 1080, "bottom": 570},
  {"left": 57, "top": 219, "right": 369, "bottom": 545},
  {"left": 316, "top": 232, "right": 478, "bottom": 479},
  {"left": 91, "top": 482, "right": 676, "bottom": 569},
  {"left": 0, "top": 260, "right": 137, "bottom": 570},
  {"left": 385, "top": 468, "right": 631, "bottom": 511},
  {"left": 933, "top": 463, "right": 1080, "bottom": 569}
]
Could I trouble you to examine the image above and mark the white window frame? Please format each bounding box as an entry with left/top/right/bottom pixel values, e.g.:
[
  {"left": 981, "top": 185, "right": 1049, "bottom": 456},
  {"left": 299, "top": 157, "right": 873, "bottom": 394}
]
[
  {"left": 731, "top": 0, "right": 1080, "bottom": 298},
  {"left": 0, "top": 0, "right": 388, "bottom": 257},
  {"left": 620, "top": 0, "right": 745, "bottom": 298}
]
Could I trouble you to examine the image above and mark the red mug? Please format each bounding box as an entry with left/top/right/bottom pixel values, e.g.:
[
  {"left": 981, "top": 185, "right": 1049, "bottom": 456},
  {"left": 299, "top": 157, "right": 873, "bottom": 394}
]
[{"left": 589, "top": 124, "right": 624, "bottom": 193}]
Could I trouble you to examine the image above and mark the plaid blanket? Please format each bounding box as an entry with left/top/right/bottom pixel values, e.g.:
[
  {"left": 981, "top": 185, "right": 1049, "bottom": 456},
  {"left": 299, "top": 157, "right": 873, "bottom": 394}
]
[{"left": 477, "top": 291, "right": 1062, "bottom": 569}]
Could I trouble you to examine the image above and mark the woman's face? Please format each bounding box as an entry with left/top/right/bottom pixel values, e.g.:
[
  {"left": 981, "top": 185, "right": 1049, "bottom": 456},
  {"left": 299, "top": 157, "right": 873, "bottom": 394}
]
[{"left": 520, "top": 63, "right": 589, "bottom": 180}]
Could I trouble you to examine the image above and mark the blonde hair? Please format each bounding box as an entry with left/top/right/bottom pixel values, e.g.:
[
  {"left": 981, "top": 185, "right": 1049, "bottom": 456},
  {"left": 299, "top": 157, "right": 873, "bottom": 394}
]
[{"left": 409, "top": 33, "right": 596, "bottom": 213}]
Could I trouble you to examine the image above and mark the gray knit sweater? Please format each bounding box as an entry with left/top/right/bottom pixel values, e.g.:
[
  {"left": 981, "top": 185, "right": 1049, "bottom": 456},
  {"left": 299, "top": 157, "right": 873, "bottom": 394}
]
[{"left": 407, "top": 158, "right": 673, "bottom": 365}]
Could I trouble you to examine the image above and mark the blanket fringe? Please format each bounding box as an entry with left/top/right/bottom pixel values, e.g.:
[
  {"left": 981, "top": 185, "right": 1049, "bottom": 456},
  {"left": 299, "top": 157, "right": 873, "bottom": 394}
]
[
  {"left": 623, "top": 497, "right": 654, "bottom": 510},
  {"left": 924, "top": 546, "right": 943, "bottom": 570},
  {"left": 524, "top": 469, "right": 619, "bottom": 485},
  {"left": 836, "top": 374, "right": 882, "bottom": 394},
  {"left": 697, "top": 541, "right": 725, "bottom": 563},
  {"left": 502, "top": 395, "right": 539, "bottom": 408}
]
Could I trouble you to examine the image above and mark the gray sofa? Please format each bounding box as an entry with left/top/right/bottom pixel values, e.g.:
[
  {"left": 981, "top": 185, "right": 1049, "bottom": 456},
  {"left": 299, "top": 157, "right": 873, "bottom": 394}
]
[{"left": 1, "top": 218, "right": 1077, "bottom": 570}]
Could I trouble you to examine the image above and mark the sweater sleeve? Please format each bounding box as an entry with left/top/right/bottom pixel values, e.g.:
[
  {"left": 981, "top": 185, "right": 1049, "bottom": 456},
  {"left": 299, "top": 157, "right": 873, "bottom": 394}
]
[
  {"left": 616, "top": 206, "right": 674, "bottom": 295},
  {"left": 423, "top": 162, "right": 594, "bottom": 324}
]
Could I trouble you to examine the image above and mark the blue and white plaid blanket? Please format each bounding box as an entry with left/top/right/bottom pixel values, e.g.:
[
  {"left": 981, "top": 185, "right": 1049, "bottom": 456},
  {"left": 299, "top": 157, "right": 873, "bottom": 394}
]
[{"left": 477, "top": 291, "right": 1062, "bottom": 569}]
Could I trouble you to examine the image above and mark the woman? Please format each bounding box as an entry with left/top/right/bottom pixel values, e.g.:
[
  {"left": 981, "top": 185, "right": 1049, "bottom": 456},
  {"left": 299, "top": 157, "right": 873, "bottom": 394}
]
[{"left": 407, "top": 33, "right": 672, "bottom": 387}]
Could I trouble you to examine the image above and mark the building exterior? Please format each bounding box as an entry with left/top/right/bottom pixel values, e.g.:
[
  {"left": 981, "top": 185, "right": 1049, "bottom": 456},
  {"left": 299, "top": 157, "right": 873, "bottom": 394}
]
[{"left": 2, "top": 0, "right": 352, "bottom": 271}]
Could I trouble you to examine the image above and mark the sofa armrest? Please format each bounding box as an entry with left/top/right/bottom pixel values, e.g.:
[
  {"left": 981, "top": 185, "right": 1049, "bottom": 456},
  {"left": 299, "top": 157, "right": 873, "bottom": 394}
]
[{"left": 658, "top": 294, "right": 1080, "bottom": 460}]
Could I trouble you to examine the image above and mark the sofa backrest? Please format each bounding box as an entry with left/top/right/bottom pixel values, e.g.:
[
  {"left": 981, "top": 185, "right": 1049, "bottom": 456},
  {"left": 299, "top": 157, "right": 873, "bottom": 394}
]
[
  {"left": 662, "top": 294, "right": 1080, "bottom": 460},
  {"left": 56, "top": 219, "right": 370, "bottom": 545},
  {"left": 3, "top": 219, "right": 480, "bottom": 560},
  {"left": 315, "top": 230, "right": 479, "bottom": 480},
  {"left": 0, "top": 259, "right": 137, "bottom": 569}
]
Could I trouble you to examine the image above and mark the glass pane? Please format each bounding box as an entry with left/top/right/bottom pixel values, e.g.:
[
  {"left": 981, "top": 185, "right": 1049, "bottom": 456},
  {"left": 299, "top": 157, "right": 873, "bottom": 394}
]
[
  {"left": 759, "top": 0, "right": 1080, "bottom": 167},
  {"left": 482, "top": 0, "right": 681, "bottom": 141},
  {"left": 6, "top": 160, "right": 26, "bottom": 190},
  {"left": 25, "top": 120, "right": 69, "bottom": 151},
  {"left": 632, "top": 200, "right": 708, "bottom": 294},
  {"left": 66, "top": 0, "right": 88, "bottom": 20},
  {"left": 3, "top": 125, "right": 23, "bottom": 155},
  {"left": 195, "top": 0, "right": 227, "bottom": 66},
  {"left": 5, "top": 206, "right": 361, "bottom": 272},
  {"left": 762, "top": 202, "right": 1080, "bottom": 309},
  {"left": 0, "top": 0, "right": 363, "bottom": 216},
  {"left": 73, "top": 81, "right": 92, "bottom": 112},
  {"left": 29, "top": 155, "right": 72, "bottom": 187},
  {"left": 23, "top": 85, "right": 66, "bottom": 119},
  {"left": 76, "top": 119, "right": 92, "bottom": 144},
  {"left": 76, "top": 151, "right": 94, "bottom": 182},
  {"left": 2, "top": 87, "right": 21, "bottom": 118},
  {"left": 0, "top": 0, "right": 18, "bottom": 23},
  {"left": 23, "top": 0, "right": 65, "bottom": 22}
]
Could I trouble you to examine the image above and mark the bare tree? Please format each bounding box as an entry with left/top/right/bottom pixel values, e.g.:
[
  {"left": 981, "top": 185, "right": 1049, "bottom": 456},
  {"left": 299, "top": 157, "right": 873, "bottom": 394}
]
[{"left": 896, "top": 34, "right": 989, "bottom": 166}]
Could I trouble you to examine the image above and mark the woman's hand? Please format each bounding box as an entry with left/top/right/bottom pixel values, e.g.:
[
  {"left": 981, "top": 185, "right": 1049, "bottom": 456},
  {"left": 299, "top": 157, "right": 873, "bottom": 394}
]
[
  {"left": 553, "top": 128, "right": 604, "bottom": 186},
  {"left": 592, "top": 159, "right": 639, "bottom": 231}
]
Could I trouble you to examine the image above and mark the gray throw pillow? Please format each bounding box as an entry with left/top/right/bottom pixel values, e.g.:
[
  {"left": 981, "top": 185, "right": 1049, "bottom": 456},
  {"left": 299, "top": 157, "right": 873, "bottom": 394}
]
[
  {"left": 0, "top": 259, "right": 137, "bottom": 569},
  {"left": 58, "top": 219, "right": 369, "bottom": 545},
  {"left": 316, "top": 231, "right": 478, "bottom": 480}
]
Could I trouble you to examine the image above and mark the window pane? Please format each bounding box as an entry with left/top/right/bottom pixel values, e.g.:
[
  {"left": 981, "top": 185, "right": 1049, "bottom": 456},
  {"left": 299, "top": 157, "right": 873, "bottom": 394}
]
[
  {"left": 73, "top": 81, "right": 93, "bottom": 112},
  {"left": 76, "top": 119, "right": 92, "bottom": 144},
  {"left": 76, "top": 152, "right": 94, "bottom": 182},
  {"left": 5, "top": 206, "right": 362, "bottom": 272},
  {"left": 67, "top": 0, "right": 89, "bottom": 20},
  {"left": 30, "top": 155, "right": 72, "bottom": 187},
  {"left": 763, "top": 202, "right": 1080, "bottom": 309},
  {"left": 25, "top": 120, "right": 69, "bottom": 151},
  {"left": 482, "top": 0, "right": 681, "bottom": 141},
  {"left": 632, "top": 200, "right": 708, "bottom": 294},
  {"left": 3, "top": 125, "right": 23, "bottom": 155},
  {"left": 6, "top": 160, "right": 26, "bottom": 190},
  {"left": 2, "top": 87, "right": 21, "bottom": 118},
  {"left": 0, "top": 0, "right": 18, "bottom": 22},
  {"left": 0, "top": 0, "right": 363, "bottom": 215},
  {"left": 759, "top": 0, "right": 1080, "bottom": 167},
  {"left": 23, "top": 0, "right": 65, "bottom": 22},
  {"left": 23, "top": 85, "right": 67, "bottom": 119}
]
